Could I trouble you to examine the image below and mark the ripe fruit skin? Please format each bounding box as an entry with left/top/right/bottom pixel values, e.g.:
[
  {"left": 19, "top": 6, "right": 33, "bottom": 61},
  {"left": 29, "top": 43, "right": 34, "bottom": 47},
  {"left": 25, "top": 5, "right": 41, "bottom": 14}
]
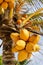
[
  {"left": 5, "top": 0, "right": 14, "bottom": 3},
  {"left": 12, "top": 47, "right": 18, "bottom": 52},
  {"left": 10, "top": 33, "right": 19, "bottom": 43},
  {"left": 18, "top": 50, "right": 28, "bottom": 62},
  {"left": 17, "top": 19, "right": 22, "bottom": 24},
  {"left": 21, "top": 17, "right": 25, "bottom": 21},
  {"left": 16, "top": 40, "right": 26, "bottom": 50},
  {"left": 15, "top": 45, "right": 24, "bottom": 51},
  {"left": 1, "top": 2, "right": 8, "bottom": 9},
  {"left": 16, "top": 40, "right": 26, "bottom": 47},
  {"left": 27, "top": 53, "right": 32, "bottom": 59},
  {"left": 0, "top": 0, "right": 3, "bottom": 4},
  {"left": 10, "top": 0, "right": 15, "bottom": 3},
  {"left": 26, "top": 42, "right": 34, "bottom": 52},
  {"left": 34, "top": 44, "right": 40, "bottom": 52},
  {"left": 5, "top": 0, "right": 11, "bottom": 2},
  {"left": 23, "top": 14, "right": 28, "bottom": 18},
  {"left": 9, "top": 2, "right": 14, "bottom": 9},
  {"left": 29, "top": 35, "right": 40, "bottom": 44},
  {"left": 20, "top": 29, "right": 30, "bottom": 41}
]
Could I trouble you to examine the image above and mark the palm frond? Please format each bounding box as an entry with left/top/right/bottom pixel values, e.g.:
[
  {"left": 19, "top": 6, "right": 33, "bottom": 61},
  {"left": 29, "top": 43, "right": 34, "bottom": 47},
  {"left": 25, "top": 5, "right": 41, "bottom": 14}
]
[{"left": 39, "top": 0, "right": 43, "bottom": 3}]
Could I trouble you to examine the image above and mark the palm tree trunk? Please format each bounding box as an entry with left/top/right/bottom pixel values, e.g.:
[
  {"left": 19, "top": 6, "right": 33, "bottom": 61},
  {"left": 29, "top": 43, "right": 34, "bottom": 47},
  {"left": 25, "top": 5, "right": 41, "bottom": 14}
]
[{"left": 2, "top": 39, "right": 15, "bottom": 65}]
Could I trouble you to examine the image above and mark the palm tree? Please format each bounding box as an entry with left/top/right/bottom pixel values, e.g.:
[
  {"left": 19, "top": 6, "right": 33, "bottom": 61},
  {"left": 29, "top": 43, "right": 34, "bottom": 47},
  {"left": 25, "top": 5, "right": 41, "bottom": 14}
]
[
  {"left": 0, "top": 0, "right": 43, "bottom": 65},
  {"left": 0, "top": 10, "right": 15, "bottom": 65}
]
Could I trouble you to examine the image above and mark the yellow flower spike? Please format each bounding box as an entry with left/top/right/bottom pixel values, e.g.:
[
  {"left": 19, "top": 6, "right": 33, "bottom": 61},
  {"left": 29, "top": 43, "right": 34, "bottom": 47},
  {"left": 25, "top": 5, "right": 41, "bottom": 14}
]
[
  {"left": 26, "top": 42, "right": 34, "bottom": 52},
  {"left": 10, "top": 33, "right": 19, "bottom": 43},
  {"left": 34, "top": 44, "right": 40, "bottom": 52},
  {"left": 18, "top": 50, "right": 28, "bottom": 62},
  {"left": 21, "top": 8, "right": 43, "bottom": 27},
  {"left": 16, "top": 40, "right": 26, "bottom": 50},
  {"left": 20, "top": 29, "right": 30, "bottom": 41},
  {"left": 29, "top": 35, "right": 40, "bottom": 44}
]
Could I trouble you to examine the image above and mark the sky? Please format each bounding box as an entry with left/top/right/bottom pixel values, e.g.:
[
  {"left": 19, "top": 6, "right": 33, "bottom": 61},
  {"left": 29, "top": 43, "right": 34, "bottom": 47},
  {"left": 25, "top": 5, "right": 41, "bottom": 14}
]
[
  {"left": 0, "top": 40, "right": 2, "bottom": 55},
  {"left": 0, "top": 0, "right": 43, "bottom": 65},
  {"left": 20, "top": 0, "right": 43, "bottom": 14}
]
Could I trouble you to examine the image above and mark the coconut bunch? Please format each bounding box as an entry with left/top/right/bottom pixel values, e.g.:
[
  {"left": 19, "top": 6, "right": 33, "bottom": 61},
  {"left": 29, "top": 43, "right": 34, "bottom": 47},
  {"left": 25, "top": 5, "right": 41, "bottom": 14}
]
[
  {"left": 10, "top": 28, "right": 40, "bottom": 62},
  {"left": 15, "top": 14, "right": 40, "bottom": 32},
  {"left": 17, "top": 14, "right": 28, "bottom": 25}
]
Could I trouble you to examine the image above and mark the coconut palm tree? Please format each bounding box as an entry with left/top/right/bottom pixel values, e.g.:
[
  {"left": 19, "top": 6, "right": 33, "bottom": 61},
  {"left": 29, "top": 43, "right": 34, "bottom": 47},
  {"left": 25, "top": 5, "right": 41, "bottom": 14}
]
[
  {"left": 0, "top": 9, "right": 15, "bottom": 65},
  {"left": 0, "top": 0, "right": 43, "bottom": 65}
]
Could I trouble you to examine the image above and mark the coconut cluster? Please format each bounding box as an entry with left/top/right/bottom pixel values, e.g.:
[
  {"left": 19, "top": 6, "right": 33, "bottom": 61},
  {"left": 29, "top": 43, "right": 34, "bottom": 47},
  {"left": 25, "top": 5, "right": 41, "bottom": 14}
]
[{"left": 10, "top": 28, "right": 40, "bottom": 62}]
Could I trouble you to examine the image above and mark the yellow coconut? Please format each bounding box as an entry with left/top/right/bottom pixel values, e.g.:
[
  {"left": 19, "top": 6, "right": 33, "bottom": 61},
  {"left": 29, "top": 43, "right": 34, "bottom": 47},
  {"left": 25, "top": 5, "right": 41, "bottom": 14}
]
[
  {"left": 34, "top": 44, "right": 40, "bottom": 52},
  {"left": 17, "top": 19, "right": 22, "bottom": 25},
  {"left": 18, "top": 50, "right": 28, "bottom": 62},
  {"left": 5, "top": 0, "right": 11, "bottom": 2},
  {"left": 8, "top": 2, "right": 14, "bottom": 9},
  {"left": 0, "top": 0, "right": 3, "bottom": 4},
  {"left": 29, "top": 35, "right": 40, "bottom": 44},
  {"left": 15, "top": 45, "right": 24, "bottom": 51},
  {"left": 16, "top": 40, "right": 26, "bottom": 50},
  {"left": 21, "top": 17, "right": 25, "bottom": 21},
  {"left": 26, "top": 42, "right": 34, "bottom": 52},
  {"left": 5, "top": 0, "right": 14, "bottom": 3},
  {"left": 1, "top": 2, "right": 8, "bottom": 9},
  {"left": 10, "top": 33, "right": 19, "bottom": 43},
  {"left": 20, "top": 29, "right": 30, "bottom": 41},
  {"left": 27, "top": 53, "right": 32, "bottom": 59},
  {"left": 16, "top": 40, "right": 26, "bottom": 47},
  {"left": 12, "top": 47, "right": 18, "bottom": 52}
]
